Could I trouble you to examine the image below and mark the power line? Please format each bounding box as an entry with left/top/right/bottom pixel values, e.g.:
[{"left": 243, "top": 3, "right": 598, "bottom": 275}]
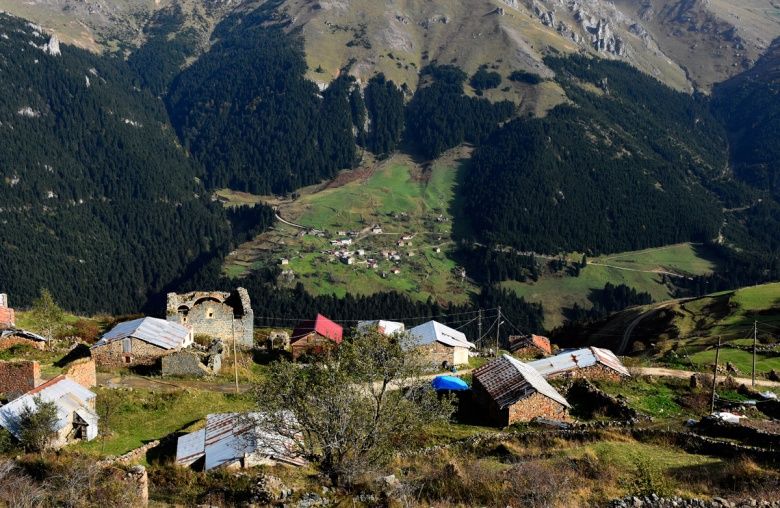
[{"left": 252, "top": 307, "right": 500, "bottom": 325}]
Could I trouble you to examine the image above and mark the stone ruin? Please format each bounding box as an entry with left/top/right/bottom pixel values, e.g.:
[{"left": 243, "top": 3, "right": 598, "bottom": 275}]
[
  {"left": 161, "top": 339, "right": 224, "bottom": 378},
  {"left": 266, "top": 331, "right": 290, "bottom": 351},
  {"left": 166, "top": 288, "right": 253, "bottom": 347}
]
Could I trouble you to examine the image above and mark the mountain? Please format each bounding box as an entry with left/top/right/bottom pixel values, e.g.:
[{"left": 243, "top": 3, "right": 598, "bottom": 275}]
[{"left": 0, "top": 13, "right": 231, "bottom": 314}]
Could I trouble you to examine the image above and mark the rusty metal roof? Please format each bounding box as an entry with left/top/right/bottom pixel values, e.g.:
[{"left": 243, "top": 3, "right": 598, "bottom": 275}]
[
  {"left": 473, "top": 354, "right": 570, "bottom": 410},
  {"left": 94, "top": 317, "right": 192, "bottom": 350},
  {"left": 528, "top": 347, "right": 630, "bottom": 378},
  {"left": 176, "top": 412, "right": 304, "bottom": 471}
]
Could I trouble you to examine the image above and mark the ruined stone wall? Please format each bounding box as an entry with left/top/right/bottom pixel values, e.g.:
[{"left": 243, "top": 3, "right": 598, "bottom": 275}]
[
  {"left": 166, "top": 289, "right": 253, "bottom": 347},
  {"left": 0, "top": 335, "right": 45, "bottom": 351},
  {"left": 64, "top": 358, "right": 97, "bottom": 388},
  {"left": 418, "top": 341, "right": 456, "bottom": 366},
  {"left": 507, "top": 392, "right": 569, "bottom": 425},
  {"left": 547, "top": 364, "right": 625, "bottom": 383},
  {"left": 511, "top": 346, "right": 548, "bottom": 360},
  {"left": 91, "top": 338, "right": 171, "bottom": 367},
  {"left": 0, "top": 360, "right": 40, "bottom": 400},
  {"left": 161, "top": 350, "right": 210, "bottom": 377}
]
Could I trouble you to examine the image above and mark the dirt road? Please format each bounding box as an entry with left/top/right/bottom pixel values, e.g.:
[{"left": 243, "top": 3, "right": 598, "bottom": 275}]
[{"left": 635, "top": 367, "right": 780, "bottom": 388}]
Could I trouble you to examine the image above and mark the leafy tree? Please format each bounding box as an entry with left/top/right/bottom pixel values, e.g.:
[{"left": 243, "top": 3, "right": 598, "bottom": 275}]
[
  {"left": 254, "top": 329, "right": 454, "bottom": 486},
  {"left": 17, "top": 396, "right": 59, "bottom": 452},
  {"left": 29, "top": 289, "right": 66, "bottom": 340}
]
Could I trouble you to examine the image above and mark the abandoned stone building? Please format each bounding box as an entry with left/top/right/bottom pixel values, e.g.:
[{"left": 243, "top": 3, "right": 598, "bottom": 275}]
[
  {"left": 166, "top": 289, "right": 254, "bottom": 348},
  {"left": 528, "top": 347, "right": 630, "bottom": 382},
  {"left": 91, "top": 317, "right": 193, "bottom": 367},
  {"left": 161, "top": 339, "right": 223, "bottom": 378},
  {"left": 0, "top": 328, "right": 48, "bottom": 351},
  {"left": 0, "top": 293, "right": 14, "bottom": 328},
  {"left": 0, "top": 360, "right": 41, "bottom": 401},
  {"left": 409, "top": 320, "right": 475, "bottom": 367},
  {"left": 472, "top": 354, "right": 571, "bottom": 427}
]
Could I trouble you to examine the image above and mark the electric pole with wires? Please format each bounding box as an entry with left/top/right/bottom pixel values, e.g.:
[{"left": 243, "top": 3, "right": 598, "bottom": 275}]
[
  {"left": 752, "top": 320, "right": 758, "bottom": 387},
  {"left": 495, "top": 306, "right": 501, "bottom": 357},
  {"left": 478, "top": 309, "right": 483, "bottom": 348},
  {"left": 710, "top": 336, "right": 721, "bottom": 414}
]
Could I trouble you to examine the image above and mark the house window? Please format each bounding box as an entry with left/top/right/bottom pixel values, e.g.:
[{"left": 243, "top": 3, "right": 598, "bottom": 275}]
[
  {"left": 207, "top": 309, "right": 214, "bottom": 319},
  {"left": 123, "top": 338, "right": 131, "bottom": 353}
]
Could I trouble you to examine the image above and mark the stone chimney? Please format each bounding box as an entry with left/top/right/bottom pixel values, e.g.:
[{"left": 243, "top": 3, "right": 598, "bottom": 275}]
[{"left": 0, "top": 294, "right": 14, "bottom": 328}]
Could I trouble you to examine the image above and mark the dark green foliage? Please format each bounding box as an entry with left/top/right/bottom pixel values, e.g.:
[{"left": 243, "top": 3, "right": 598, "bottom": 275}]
[
  {"left": 363, "top": 74, "right": 405, "bottom": 157},
  {"left": 405, "top": 65, "right": 514, "bottom": 159},
  {"left": 349, "top": 86, "right": 367, "bottom": 146},
  {"left": 564, "top": 283, "right": 652, "bottom": 322},
  {"left": 166, "top": 7, "right": 356, "bottom": 194},
  {"left": 508, "top": 70, "right": 543, "bottom": 84},
  {"left": 226, "top": 204, "right": 276, "bottom": 244},
  {"left": 462, "top": 56, "right": 727, "bottom": 254},
  {"left": 470, "top": 68, "right": 502, "bottom": 91},
  {"left": 456, "top": 245, "right": 539, "bottom": 284},
  {"left": 18, "top": 397, "right": 59, "bottom": 452},
  {"left": 128, "top": 4, "right": 202, "bottom": 95},
  {"left": 0, "top": 13, "right": 230, "bottom": 314}
]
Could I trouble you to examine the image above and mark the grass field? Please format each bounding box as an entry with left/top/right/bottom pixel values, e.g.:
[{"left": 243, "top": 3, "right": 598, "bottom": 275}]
[{"left": 593, "top": 243, "right": 717, "bottom": 275}]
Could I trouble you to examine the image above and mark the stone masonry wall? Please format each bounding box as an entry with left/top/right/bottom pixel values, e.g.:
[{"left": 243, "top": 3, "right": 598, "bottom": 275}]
[
  {"left": 64, "top": 358, "right": 97, "bottom": 388},
  {"left": 507, "top": 392, "right": 569, "bottom": 425},
  {"left": 418, "top": 341, "right": 457, "bottom": 366},
  {"left": 166, "top": 289, "right": 254, "bottom": 347},
  {"left": 0, "top": 360, "right": 40, "bottom": 400},
  {"left": 91, "top": 337, "right": 171, "bottom": 367},
  {"left": 548, "top": 364, "right": 625, "bottom": 383},
  {"left": 0, "top": 335, "right": 45, "bottom": 351},
  {"left": 161, "top": 350, "right": 210, "bottom": 377}
]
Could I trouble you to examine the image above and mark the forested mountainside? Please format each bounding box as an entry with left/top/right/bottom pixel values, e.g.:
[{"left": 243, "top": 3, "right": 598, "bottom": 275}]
[
  {"left": 462, "top": 55, "right": 728, "bottom": 254},
  {"left": 0, "top": 14, "right": 230, "bottom": 314}
]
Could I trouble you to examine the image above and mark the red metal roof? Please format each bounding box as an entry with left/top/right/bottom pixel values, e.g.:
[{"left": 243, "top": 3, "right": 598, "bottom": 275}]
[{"left": 291, "top": 314, "right": 343, "bottom": 343}]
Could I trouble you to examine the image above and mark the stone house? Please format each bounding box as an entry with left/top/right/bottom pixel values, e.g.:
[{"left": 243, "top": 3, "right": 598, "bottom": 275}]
[
  {"left": 290, "top": 314, "right": 343, "bottom": 361},
  {"left": 528, "top": 347, "right": 630, "bottom": 382},
  {"left": 0, "top": 293, "right": 15, "bottom": 328},
  {"left": 0, "top": 328, "right": 48, "bottom": 351},
  {"left": 166, "top": 288, "right": 254, "bottom": 348},
  {"left": 176, "top": 412, "right": 304, "bottom": 471},
  {"left": 0, "top": 360, "right": 41, "bottom": 401},
  {"left": 408, "top": 321, "right": 475, "bottom": 367},
  {"left": 472, "top": 354, "right": 571, "bottom": 427},
  {"left": 509, "top": 334, "right": 553, "bottom": 359},
  {"left": 91, "top": 317, "right": 193, "bottom": 367},
  {"left": 0, "top": 375, "right": 98, "bottom": 448}
]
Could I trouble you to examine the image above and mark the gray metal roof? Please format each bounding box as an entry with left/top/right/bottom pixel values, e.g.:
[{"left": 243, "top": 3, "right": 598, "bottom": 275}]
[
  {"left": 528, "top": 347, "right": 630, "bottom": 378},
  {"left": 176, "top": 412, "right": 303, "bottom": 471},
  {"left": 0, "top": 328, "right": 48, "bottom": 342},
  {"left": 473, "top": 355, "right": 570, "bottom": 409},
  {"left": 94, "top": 317, "right": 191, "bottom": 350},
  {"left": 409, "top": 321, "right": 475, "bottom": 349},
  {"left": 0, "top": 376, "right": 97, "bottom": 439}
]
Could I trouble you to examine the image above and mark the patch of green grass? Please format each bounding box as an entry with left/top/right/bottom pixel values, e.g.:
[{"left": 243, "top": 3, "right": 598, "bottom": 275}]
[
  {"left": 76, "top": 388, "right": 254, "bottom": 457},
  {"left": 688, "top": 347, "right": 780, "bottom": 375},
  {"left": 594, "top": 243, "right": 717, "bottom": 275},
  {"left": 597, "top": 377, "right": 689, "bottom": 418}
]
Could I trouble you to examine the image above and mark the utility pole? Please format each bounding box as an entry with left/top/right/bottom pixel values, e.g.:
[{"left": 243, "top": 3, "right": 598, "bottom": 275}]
[
  {"left": 232, "top": 319, "right": 239, "bottom": 394},
  {"left": 752, "top": 320, "right": 758, "bottom": 387},
  {"left": 477, "top": 309, "right": 483, "bottom": 348},
  {"left": 495, "top": 306, "right": 501, "bottom": 357},
  {"left": 710, "top": 336, "right": 721, "bottom": 414}
]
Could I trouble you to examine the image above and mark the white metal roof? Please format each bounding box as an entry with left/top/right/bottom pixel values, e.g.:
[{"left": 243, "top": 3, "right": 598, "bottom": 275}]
[
  {"left": 503, "top": 355, "right": 570, "bottom": 408},
  {"left": 356, "top": 320, "right": 405, "bottom": 336},
  {"left": 0, "top": 328, "right": 48, "bottom": 342},
  {"left": 528, "top": 347, "right": 630, "bottom": 378},
  {"left": 94, "top": 317, "right": 191, "bottom": 350},
  {"left": 176, "top": 412, "right": 302, "bottom": 471},
  {"left": 409, "top": 321, "right": 475, "bottom": 349},
  {"left": 0, "top": 376, "right": 97, "bottom": 439}
]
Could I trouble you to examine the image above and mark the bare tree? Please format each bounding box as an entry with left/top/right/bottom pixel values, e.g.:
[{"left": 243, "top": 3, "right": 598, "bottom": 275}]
[{"left": 255, "top": 329, "right": 453, "bottom": 486}]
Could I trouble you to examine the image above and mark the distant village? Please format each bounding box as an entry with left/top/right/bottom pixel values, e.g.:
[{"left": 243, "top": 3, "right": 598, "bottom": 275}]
[{"left": 0, "top": 288, "right": 632, "bottom": 472}]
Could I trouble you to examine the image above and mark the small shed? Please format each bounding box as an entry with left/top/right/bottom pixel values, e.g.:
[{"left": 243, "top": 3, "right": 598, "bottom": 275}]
[
  {"left": 509, "top": 334, "right": 553, "bottom": 359},
  {"left": 290, "top": 314, "right": 343, "bottom": 360},
  {"left": 0, "top": 329, "right": 48, "bottom": 351},
  {"left": 472, "top": 355, "right": 570, "bottom": 427},
  {"left": 528, "top": 347, "right": 630, "bottom": 381},
  {"left": 91, "top": 317, "right": 193, "bottom": 367},
  {"left": 176, "top": 412, "right": 304, "bottom": 471},
  {"left": 409, "top": 321, "right": 475, "bottom": 367},
  {"left": 0, "top": 375, "right": 98, "bottom": 448}
]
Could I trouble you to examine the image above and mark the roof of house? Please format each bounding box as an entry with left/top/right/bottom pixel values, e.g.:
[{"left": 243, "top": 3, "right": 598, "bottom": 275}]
[
  {"left": 409, "top": 321, "right": 475, "bottom": 349},
  {"left": 509, "top": 334, "right": 552, "bottom": 355},
  {"left": 93, "top": 317, "right": 191, "bottom": 350},
  {"left": 473, "top": 354, "right": 570, "bottom": 410},
  {"left": 0, "top": 328, "right": 48, "bottom": 343},
  {"left": 528, "top": 347, "right": 630, "bottom": 378},
  {"left": 0, "top": 375, "right": 97, "bottom": 439},
  {"left": 356, "top": 320, "right": 405, "bottom": 336},
  {"left": 291, "top": 314, "right": 343, "bottom": 343},
  {"left": 175, "top": 412, "right": 304, "bottom": 470}
]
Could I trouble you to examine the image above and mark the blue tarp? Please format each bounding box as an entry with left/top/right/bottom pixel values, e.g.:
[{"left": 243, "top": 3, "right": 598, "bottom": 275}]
[{"left": 432, "top": 375, "right": 469, "bottom": 391}]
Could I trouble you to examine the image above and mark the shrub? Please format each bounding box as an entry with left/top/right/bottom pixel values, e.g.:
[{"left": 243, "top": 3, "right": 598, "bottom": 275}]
[
  {"left": 508, "top": 70, "right": 543, "bottom": 84},
  {"left": 470, "top": 68, "right": 502, "bottom": 91}
]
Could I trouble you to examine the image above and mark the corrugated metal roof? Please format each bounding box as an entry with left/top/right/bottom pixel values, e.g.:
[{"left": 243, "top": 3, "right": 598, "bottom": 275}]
[
  {"left": 94, "top": 317, "right": 191, "bottom": 350},
  {"left": 0, "top": 328, "right": 48, "bottom": 342},
  {"left": 176, "top": 412, "right": 303, "bottom": 471},
  {"left": 473, "top": 355, "right": 570, "bottom": 409},
  {"left": 291, "top": 314, "right": 343, "bottom": 343},
  {"left": 357, "top": 320, "right": 405, "bottom": 335},
  {"left": 409, "top": 321, "right": 475, "bottom": 349},
  {"left": 528, "top": 347, "right": 630, "bottom": 378},
  {"left": 0, "top": 376, "right": 97, "bottom": 439}
]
